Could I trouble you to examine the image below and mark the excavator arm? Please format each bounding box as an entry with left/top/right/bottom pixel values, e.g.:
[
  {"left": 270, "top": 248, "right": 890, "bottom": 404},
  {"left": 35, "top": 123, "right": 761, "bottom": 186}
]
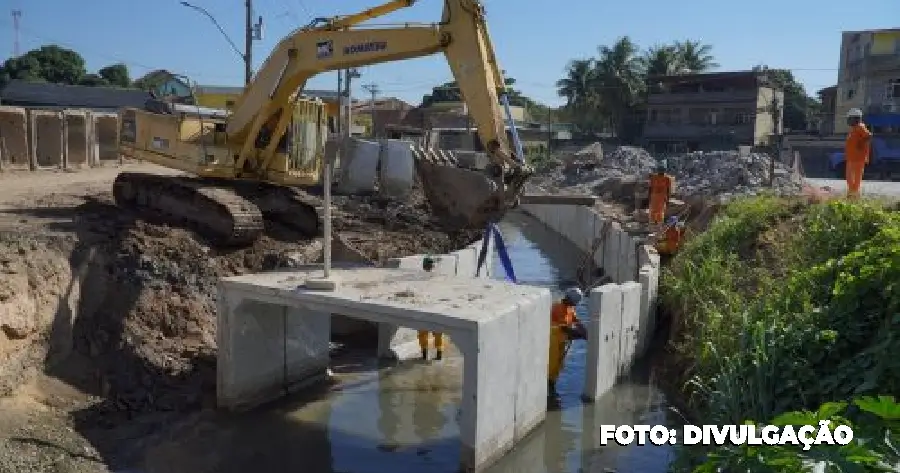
[{"left": 227, "top": 0, "right": 531, "bottom": 229}]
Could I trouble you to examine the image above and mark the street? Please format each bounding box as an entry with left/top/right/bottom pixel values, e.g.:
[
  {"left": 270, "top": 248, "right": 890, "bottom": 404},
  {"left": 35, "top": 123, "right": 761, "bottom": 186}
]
[{"left": 805, "top": 178, "right": 900, "bottom": 198}]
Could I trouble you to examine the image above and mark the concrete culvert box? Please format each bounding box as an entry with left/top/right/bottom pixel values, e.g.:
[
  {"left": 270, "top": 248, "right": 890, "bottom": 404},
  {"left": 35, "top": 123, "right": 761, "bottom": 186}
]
[
  {"left": 31, "top": 110, "right": 64, "bottom": 169},
  {"left": 0, "top": 106, "right": 29, "bottom": 169},
  {"left": 64, "top": 111, "right": 89, "bottom": 168},
  {"left": 93, "top": 113, "right": 120, "bottom": 164}
]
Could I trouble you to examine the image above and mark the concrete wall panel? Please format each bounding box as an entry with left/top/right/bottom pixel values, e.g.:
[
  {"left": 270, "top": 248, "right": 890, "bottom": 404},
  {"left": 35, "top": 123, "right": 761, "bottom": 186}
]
[
  {"left": 64, "top": 111, "right": 89, "bottom": 168},
  {"left": 584, "top": 284, "right": 622, "bottom": 401},
  {"left": 31, "top": 111, "right": 63, "bottom": 169},
  {"left": 573, "top": 206, "right": 597, "bottom": 253},
  {"left": 92, "top": 113, "right": 120, "bottom": 164},
  {"left": 0, "top": 106, "right": 29, "bottom": 169},
  {"left": 618, "top": 282, "right": 641, "bottom": 375},
  {"left": 452, "top": 247, "right": 478, "bottom": 278},
  {"left": 592, "top": 216, "right": 607, "bottom": 269}
]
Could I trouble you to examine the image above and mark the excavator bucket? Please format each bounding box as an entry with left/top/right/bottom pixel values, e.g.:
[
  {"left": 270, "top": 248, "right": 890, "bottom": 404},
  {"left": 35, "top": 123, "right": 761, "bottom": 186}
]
[{"left": 412, "top": 146, "right": 531, "bottom": 229}]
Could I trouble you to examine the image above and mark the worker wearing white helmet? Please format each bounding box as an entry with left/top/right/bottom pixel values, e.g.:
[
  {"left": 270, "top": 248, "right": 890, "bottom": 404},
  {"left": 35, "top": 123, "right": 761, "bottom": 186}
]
[
  {"left": 547, "top": 287, "right": 588, "bottom": 405},
  {"left": 844, "top": 108, "right": 872, "bottom": 199}
]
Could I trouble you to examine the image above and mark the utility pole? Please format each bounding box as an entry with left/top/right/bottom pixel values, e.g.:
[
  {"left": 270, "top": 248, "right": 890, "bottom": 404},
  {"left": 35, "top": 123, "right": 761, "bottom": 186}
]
[
  {"left": 769, "top": 93, "right": 781, "bottom": 186},
  {"left": 11, "top": 9, "right": 21, "bottom": 57},
  {"left": 244, "top": 1, "right": 262, "bottom": 85},
  {"left": 336, "top": 71, "right": 343, "bottom": 135},
  {"left": 345, "top": 69, "right": 360, "bottom": 137},
  {"left": 362, "top": 83, "right": 380, "bottom": 138}
]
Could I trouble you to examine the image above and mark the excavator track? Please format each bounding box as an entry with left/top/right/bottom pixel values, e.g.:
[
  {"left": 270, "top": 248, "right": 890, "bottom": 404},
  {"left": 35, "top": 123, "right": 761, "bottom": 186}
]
[
  {"left": 113, "top": 172, "right": 323, "bottom": 247},
  {"left": 113, "top": 172, "right": 265, "bottom": 246}
]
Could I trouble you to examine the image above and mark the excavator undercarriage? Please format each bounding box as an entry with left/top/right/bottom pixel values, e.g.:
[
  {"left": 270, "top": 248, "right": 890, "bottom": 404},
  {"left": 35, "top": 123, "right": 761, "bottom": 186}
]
[{"left": 112, "top": 172, "right": 321, "bottom": 246}]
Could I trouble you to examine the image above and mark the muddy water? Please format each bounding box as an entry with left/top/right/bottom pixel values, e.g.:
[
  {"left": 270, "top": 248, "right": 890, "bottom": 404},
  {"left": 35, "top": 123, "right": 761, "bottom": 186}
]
[{"left": 136, "top": 211, "right": 675, "bottom": 473}]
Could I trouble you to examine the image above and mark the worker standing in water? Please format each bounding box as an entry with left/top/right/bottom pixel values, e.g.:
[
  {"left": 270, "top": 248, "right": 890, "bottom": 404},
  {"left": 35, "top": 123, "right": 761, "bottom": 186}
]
[
  {"left": 419, "top": 256, "right": 445, "bottom": 360},
  {"left": 548, "top": 287, "right": 587, "bottom": 406},
  {"left": 844, "top": 108, "right": 872, "bottom": 199},
  {"left": 648, "top": 162, "right": 674, "bottom": 225}
]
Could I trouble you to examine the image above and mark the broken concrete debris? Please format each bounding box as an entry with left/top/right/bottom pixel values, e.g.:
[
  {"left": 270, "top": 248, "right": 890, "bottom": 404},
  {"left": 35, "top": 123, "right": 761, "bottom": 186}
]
[{"left": 531, "top": 143, "right": 802, "bottom": 200}]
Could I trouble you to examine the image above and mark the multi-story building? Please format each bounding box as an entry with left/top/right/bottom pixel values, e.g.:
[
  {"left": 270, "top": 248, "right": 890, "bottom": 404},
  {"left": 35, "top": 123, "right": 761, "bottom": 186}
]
[
  {"left": 642, "top": 70, "right": 784, "bottom": 153},
  {"left": 834, "top": 28, "right": 900, "bottom": 134}
]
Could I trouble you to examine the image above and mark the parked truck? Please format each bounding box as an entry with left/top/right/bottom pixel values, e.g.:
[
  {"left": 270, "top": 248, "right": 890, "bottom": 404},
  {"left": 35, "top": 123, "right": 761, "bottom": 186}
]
[{"left": 830, "top": 135, "right": 900, "bottom": 180}]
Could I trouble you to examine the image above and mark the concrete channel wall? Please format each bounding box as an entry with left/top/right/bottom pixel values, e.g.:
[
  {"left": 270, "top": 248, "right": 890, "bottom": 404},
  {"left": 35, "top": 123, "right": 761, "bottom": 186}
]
[
  {"left": 0, "top": 106, "right": 121, "bottom": 171},
  {"left": 520, "top": 203, "right": 661, "bottom": 401}
]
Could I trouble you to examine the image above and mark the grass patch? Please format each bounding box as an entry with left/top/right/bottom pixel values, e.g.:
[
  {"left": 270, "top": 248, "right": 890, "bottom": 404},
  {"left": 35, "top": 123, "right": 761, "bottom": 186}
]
[{"left": 662, "top": 195, "right": 900, "bottom": 426}]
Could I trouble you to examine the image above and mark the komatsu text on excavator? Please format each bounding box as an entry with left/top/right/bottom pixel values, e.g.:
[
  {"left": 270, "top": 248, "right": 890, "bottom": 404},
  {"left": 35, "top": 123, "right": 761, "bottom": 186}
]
[{"left": 116, "top": 0, "right": 532, "bottom": 246}]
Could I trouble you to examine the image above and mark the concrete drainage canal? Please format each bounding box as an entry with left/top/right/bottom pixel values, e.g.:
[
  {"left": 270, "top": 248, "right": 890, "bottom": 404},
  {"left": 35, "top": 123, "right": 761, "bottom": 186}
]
[{"left": 118, "top": 210, "right": 675, "bottom": 473}]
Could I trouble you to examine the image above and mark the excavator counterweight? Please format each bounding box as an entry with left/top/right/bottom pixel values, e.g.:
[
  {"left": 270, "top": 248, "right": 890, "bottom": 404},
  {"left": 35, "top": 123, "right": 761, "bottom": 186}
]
[{"left": 117, "top": 0, "right": 531, "bottom": 245}]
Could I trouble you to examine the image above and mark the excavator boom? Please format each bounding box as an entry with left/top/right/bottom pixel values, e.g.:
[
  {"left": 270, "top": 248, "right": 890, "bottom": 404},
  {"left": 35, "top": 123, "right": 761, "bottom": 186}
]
[
  {"left": 114, "top": 0, "right": 531, "bottom": 248},
  {"left": 229, "top": 0, "right": 531, "bottom": 229}
]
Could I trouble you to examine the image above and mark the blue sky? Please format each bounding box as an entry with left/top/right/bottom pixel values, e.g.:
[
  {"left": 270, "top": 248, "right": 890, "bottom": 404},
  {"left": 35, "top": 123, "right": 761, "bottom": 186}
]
[{"left": 7, "top": 0, "right": 899, "bottom": 106}]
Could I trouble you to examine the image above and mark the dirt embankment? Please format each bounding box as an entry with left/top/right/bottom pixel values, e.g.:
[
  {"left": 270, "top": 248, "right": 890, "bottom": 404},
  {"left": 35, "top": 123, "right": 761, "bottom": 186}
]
[{"left": 0, "top": 164, "right": 478, "bottom": 472}]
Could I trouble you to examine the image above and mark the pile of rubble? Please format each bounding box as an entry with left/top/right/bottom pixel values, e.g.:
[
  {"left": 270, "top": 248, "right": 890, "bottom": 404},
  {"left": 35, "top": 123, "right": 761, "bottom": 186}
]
[
  {"left": 530, "top": 144, "right": 802, "bottom": 201},
  {"left": 664, "top": 150, "right": 802, "bottom": 198}
]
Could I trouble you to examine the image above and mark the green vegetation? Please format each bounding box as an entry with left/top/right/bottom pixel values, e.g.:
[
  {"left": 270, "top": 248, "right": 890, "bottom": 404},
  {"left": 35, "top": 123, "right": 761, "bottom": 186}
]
[
  {"left": 661, "top": 196, "right": 900, "bottom": 471},
  {"left": 0, "top": 45, "right": 133, "bottom": 88},
  {"left": 556, "top": 37, "right": 820, "bottom": 139},
  {"left": 687, "top": 396, "right": 900, "bottom": 472}
]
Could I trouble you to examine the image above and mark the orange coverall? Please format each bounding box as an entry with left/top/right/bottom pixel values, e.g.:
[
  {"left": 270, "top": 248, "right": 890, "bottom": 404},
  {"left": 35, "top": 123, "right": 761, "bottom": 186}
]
[
  {"left": 845, "top": 123, "right": 872, "bottom": 199},
  {"left": 648, "top": 173, "right": 674, "bottom": 224},
  {"left": 548, "top": 301, "right": 578, "bottom": 383},
  {"left": 657, "top": 224, "right": 684, "bottom": 255}
]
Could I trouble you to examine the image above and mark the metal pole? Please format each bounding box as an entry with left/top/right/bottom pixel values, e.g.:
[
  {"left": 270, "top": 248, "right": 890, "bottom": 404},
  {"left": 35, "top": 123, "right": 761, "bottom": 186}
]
[
  {"left": 323, "top": 150, "right": 333, "bottom": 278},
  {"left": 244, "top": 0, "right": 253, "bottom": 85},
  {"left": 336, "top": 70, "right": 343, "bottom": 134},
  {"left": 770, "top": 93, "right": 780, "bottom": 186}
]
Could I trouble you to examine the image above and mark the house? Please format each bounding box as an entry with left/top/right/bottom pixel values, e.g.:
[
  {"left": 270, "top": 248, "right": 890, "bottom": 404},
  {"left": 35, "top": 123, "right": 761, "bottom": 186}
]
[
  {"left": 0, "top": 80, "right": 152, "bottom": 111},
  {"left": 134, "top": 70, "right": 193, "bottom": 101},
  {"left": 642, "top": 70, "right": 784, "bottom": 153},
  {"left": 351, "top": 97, "right": 413, "bottom": 136},
  {"left": 833, "top": 28, "right": 900, "bottom": 134}
]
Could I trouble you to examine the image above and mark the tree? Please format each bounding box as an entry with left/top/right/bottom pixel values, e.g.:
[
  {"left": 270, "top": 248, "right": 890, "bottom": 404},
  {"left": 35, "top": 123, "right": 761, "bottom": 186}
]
[
  {"left": 0, "top": 45, "right": 87, "bottom": 87},
  {"left": 755, "top": 66, "right": 821, "bottom": 131},
  {"left": 592, "top": 36, "right": 645, "bottom": 137},
  {"left": 673, "top": 40, "right": 718, "bottom": 73},
  {"left": 556, "top": 59, "right": 598, "bottom": 130},
  {"left": 79, "top": 74, "right": 109, "bottom": 86},
  {"left": 98, "top": 63, "right": 131, "bottom": 88},
  {"left": 420, "top": 76, "right": 548, "bottom": 122}
]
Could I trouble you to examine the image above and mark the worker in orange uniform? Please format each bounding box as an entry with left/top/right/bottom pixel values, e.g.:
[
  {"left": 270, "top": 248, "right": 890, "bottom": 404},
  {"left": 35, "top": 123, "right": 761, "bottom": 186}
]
[
  {"left": 656, "top": 216, "right": 686, "bottom": 257},
  {"left": 548, "top": 287, "right": 588, "bottom": 406},
  {"left": 648, "top": 162, "right": 674, "bottom": 225},
  {"left": 419, "top": 256, "right": 445, "bottom": 360},
  {"left": 844, "top": 108, "right": 872, "bottom": 199}
]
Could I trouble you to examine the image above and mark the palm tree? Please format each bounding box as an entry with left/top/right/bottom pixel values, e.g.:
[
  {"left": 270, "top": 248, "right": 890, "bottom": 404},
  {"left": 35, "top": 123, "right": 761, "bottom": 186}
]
[
  {"left": 556, "top": 59, "right": 596, "bottom": 130},
  {"left": 592, "top": 36, "right": 644, "bottom": 135},
  {"left": 640, "top": 44, "right": 687, "bottom": 94},
  {"left": 673, "top": 40, "right": 718, "bottom": 73}
]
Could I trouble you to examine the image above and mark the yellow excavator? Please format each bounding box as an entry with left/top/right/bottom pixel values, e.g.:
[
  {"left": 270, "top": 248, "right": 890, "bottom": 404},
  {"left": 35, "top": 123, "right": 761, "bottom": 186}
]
[{"left": 116, "top": 0, "right": 532, "bottom": 246}]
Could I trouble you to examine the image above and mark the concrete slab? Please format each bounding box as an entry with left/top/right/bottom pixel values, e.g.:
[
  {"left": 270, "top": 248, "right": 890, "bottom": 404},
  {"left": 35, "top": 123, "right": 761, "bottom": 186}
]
[
  {"left": 573, "top": 206, "right": 597, "bottom": 253},
  {"left": 583, "top": 284, "right": 622, "bottom": 401},
  {"left": 30, "top": 110, "right": 63, "bottom": 169},
  {"left": 218, "top": 266, "right": 551, "bottom": 472},
  {"left": 618, "top": 282, "right": 641, "bottom": 375},
  {"left": 592, "top": 216, "right": 607, "bottom": 269},
  {"left": 554, "top": 205, "right": 577, "bottom": 238},
  {"left": 637, "top": 266, "right": 654, "bottom": 356},
  {"left": 91, "top": 112, "right": 120, "bottom": 164},
  {"left": 623, "top": 235, "right": 638, "bottom": 283},
  {"left": 603, "top": 221, "right": 622, "bottom": 282},
  {"left": 64, "top": 110, "right": 89, "bottom": 169},
  {"left": 0, "top": 106, "right": 29, "bottom": 170},
  {"left": 452, "top": 247, "right": 478, "bottom": 278}
]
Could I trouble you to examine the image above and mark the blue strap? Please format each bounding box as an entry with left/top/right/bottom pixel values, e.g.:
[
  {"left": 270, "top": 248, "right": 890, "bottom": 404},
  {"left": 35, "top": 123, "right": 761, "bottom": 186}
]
[{"left": 491, "top": 223, "right": 517, "bottom": 283}]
